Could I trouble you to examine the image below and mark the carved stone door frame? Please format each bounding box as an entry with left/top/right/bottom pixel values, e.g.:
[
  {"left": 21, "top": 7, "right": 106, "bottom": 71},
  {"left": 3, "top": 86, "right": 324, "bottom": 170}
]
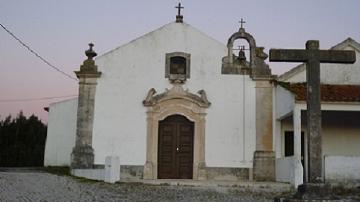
[{"left": 142, "top": 84, "right": 210, "bottom": 180}]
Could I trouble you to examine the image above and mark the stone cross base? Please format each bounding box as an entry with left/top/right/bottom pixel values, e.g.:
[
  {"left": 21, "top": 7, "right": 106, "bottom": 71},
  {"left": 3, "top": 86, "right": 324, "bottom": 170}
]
[
  {"left": 274, "top": 183, "right": 357, "bottom": 201},
  {"left": 71, "top": 145, "right": 94, "bottom": 169},
  {"left": 294, "top": 183, "right": 332, "bottom": 199},
  {"left": 253, "top": 151, "right": 275, "bottom": 181}
]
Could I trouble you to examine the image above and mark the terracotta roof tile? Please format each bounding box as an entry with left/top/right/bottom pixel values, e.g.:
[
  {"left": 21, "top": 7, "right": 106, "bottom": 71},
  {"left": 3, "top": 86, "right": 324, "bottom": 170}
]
[{"left": 282, "top": 83, "right": 360, "bottom": 102}]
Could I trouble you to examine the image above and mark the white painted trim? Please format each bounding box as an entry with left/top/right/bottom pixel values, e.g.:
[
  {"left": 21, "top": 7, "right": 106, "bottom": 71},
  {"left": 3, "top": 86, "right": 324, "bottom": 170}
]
[
  {"left": 274, "top": 120, "right": 281, "bottom": 158},
  {"left": 273, "top": 85, "right": 282, "bottom": 158},
  {"left": 294, "top": 102, "right": 360, "bottom": 111},
  {"left": 275, "top": 86, "right": 295, "bottom": 119},
  {"left": 293, "top": 106, "right": 301, "bottom": 159}
]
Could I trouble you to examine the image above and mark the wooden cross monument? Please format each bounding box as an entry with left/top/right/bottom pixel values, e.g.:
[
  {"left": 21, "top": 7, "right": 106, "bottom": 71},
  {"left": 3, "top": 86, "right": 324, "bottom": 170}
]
[{"left": 269, "top": 40, "right": 356, "bottom": 183}]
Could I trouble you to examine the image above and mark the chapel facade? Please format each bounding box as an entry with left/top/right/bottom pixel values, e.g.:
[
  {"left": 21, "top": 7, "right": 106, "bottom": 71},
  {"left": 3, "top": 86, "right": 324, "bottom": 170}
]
[
  {"left": 44, "top": 11, "right": 360, "bottom": 185},
  {"left": 45, "top": 13, "right": 277, "bottom": 181}
]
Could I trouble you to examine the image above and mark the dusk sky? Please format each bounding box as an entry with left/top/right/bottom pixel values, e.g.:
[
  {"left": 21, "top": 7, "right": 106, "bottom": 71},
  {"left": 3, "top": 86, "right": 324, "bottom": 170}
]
[{"left": 1, "top": 0, "right": 360, "bottom": 123}]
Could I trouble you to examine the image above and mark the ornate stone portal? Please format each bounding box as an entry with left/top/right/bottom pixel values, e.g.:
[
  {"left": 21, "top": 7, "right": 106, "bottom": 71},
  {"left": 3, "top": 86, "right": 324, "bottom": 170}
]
[{"left": 142, "top": 82, "right": 210, "bottom": 179}]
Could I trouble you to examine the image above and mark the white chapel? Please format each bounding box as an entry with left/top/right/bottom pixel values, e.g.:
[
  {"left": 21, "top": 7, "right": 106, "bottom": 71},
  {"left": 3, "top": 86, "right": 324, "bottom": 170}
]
[{"left": 44, "top": 10, "right": 360, "bottom": 186}]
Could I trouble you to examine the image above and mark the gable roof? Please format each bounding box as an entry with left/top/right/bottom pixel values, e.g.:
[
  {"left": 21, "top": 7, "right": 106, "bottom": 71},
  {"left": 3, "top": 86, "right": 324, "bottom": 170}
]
[
  {"left": 280, "top": 82, "right": 360, "bottom": 102},
  {"left": 277, "top": 37, "right": 360, "bottom": 82},
  {"left": 330, "top": 37, "right": 360, "bottom": 51},
  {"left": 96, "top": 22, "right": 226, "bottom": 59}
]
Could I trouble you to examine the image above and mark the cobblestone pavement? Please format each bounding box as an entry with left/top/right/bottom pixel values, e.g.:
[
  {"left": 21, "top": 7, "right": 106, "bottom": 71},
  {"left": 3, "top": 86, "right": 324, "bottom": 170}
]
[{"left": 0, "top": 170, "right": 285, "bottom": 202}]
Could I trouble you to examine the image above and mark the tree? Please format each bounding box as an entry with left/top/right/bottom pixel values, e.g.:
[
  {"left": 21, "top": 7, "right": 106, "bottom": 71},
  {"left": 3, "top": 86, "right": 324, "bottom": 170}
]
[{"left": 0, "top": 112, "right": 47, "bottom": 167}]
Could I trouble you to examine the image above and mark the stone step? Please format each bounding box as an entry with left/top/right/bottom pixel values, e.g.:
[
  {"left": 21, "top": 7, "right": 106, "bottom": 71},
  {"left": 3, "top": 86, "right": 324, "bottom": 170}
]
[{"left": 122, "top": 179, "right": 293, "bottom": 193}]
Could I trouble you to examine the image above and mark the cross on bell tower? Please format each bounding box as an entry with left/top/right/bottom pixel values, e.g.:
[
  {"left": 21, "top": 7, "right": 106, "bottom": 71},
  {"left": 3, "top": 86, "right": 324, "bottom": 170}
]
[
  {"left": 239, "top": 18, "right": 246, "bottom": 30},
  {"left": 175, "top": 2, "right": 184, "bottom": 23}
]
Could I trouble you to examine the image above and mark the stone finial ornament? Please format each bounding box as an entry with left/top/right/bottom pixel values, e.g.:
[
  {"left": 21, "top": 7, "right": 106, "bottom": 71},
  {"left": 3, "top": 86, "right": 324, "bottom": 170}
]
[
  {"left": 253, "top": 47, "right": 270, "bottom": 74},
  {"left": 143, "top": 88, "right": 157, "bottom": 106},
  {"left": 85, "top": 43, "right": 97, "bottom": 59},
  {"left": 77, "top": 43, "right": 100, "bottom": 75},
  {"left": 197, "top": 90, "right": 211, "bottom": 106}
]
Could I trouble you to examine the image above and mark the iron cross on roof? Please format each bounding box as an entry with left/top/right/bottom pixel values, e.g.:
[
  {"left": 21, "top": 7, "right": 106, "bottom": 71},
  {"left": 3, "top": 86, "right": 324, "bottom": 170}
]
[
  {"left": 175, "top": 3, "right": 184, "bottom": 23},
  {"left": 175, "top": 2, "right": 184, "bottom": 16},
  {"left": 239, "top": 18, "right": 246, "bottom": 29}
]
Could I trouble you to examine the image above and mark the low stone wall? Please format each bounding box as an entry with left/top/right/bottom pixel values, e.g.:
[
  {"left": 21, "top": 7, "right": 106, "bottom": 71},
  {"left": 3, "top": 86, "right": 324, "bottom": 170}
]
[
  {"left": 276, "top": 156, "right": 303, "bottom": 188},
  {"left": 120, "top": 165, "right": 144, "bottom": 180},
  {"left": 203, "top": 167, "right": 249, "bottom": 181},
  {"left": 76, "top": 164, "right": 252, "bottom": 182},
  {"left": 325, "top": 156, "right": 360, "bottom": 185},
  {"left": 71, "top": 169, "right": 104, "bottom": 181},
  {"left": 72, "top": 156, "right": 120, "bottom": 183},
  {"left": 100, "top": 165, "right": 248, "bottom": 181}
]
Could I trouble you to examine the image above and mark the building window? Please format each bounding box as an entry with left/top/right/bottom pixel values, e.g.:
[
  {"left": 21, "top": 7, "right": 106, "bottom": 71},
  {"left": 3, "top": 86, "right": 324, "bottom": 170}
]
[
  {"left": 165, "top": 52, "right": 190, "bottom": 82},
  {"left": 284, "top": 131, "right": 305, "bottom": 166}
]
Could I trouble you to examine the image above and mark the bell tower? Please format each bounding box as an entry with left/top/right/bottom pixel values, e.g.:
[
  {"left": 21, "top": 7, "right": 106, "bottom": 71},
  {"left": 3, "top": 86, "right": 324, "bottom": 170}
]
[
  {"left": 222, "top": 21, "right": 275, "bottom": 181},
  {"left": 221, "top": 19, "right": 271, "bottom": 78}
]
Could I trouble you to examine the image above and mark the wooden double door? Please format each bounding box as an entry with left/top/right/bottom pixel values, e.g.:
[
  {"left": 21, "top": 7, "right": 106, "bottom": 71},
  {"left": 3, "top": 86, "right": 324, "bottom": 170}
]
[{"left": 158, "top": 115, "right": 194, "bottom": 179}]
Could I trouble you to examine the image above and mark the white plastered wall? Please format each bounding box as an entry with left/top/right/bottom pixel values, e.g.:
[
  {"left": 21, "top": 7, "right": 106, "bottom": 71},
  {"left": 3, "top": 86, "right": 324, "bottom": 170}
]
[
  {"left": 44, "top": 98, "right": 77, "bottom": 166},
  {"left": 283, "top": 48, "right": 360, "bottom": 85},
  {"left": 92, "top": 22, "right": 256, "bottom": 168},
  {"left": 273, "top": 85, "right": 296, "bottom": 159}
]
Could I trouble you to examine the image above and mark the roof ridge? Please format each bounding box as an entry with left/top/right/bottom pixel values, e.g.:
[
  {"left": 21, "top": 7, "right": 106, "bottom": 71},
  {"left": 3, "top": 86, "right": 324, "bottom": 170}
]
[
  {"left": 277, "top": 63, "right": 305, "bottom": 81},
  {"left": 97, "top": 22, "right": 175, "bottom": 58},
  {"left": 330, "top": 37, "right": 360, "bottom": 51},
  {"left": 277, "top": 37, "right": 360, "bottom": 82},
  {"left": 96, "top": 22, "right": 226, "bottom": 59}
]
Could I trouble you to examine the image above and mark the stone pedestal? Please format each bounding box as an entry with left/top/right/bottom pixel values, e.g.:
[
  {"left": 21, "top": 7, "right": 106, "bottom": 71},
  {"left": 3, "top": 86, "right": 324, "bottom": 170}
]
[
  {"left": 197, "top": 162, "right": 207, "bottom": 181},
  {"left": 253, "top": 151, "right": 275, "bottom": 181},
  {"left": 70, "top": 44, "right": 101, "bottom": 169},
  {"left": 294, "top": 183, "right": 332, "bottom": 199},
  {"left": 71, "top": 145, "right": 94, "bottom": 169},
  {"left": 253, "top": 79, "right": 275, "bottom": 182},
  {"left": 143, "top": 161, "right": 154, "bottom": 179}
]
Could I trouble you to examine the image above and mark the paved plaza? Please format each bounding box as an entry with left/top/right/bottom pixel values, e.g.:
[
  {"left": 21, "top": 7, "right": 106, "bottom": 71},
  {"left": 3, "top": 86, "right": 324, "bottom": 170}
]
[{"left": 0, "top": 169, "right": 287, "bottom": 202}]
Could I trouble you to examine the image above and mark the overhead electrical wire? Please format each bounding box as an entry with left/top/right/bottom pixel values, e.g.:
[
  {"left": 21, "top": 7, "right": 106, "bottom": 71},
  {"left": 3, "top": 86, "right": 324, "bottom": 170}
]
[
  {"left": 0, "top": 22, "right": 78, "bottom": 81},
  {"left": 0, "top": 94, "right": 78, "bottom": 103}
]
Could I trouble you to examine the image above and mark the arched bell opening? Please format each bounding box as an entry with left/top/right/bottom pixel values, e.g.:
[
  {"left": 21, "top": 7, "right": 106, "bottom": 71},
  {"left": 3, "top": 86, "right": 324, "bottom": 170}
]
[{"left": 227, "top": 29, "right": 257, "bottom": 69}]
